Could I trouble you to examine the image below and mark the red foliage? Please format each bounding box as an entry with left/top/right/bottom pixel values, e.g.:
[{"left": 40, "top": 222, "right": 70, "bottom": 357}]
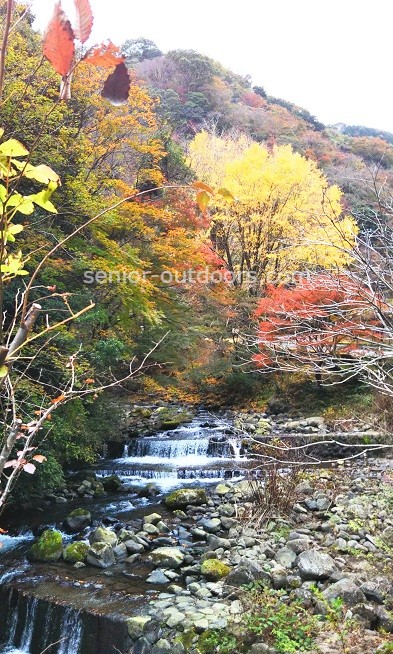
[
  {"left": 241, "top": 92, "right": 267, "bottom": 109},
  {"left": 43, "top": 2, "right": 75, "bottom": 77},
  {"left": 254, "top": 273, "right": 385, "bottom": 369},
  {"left": 73, "top": 0, "right": 94, "bottom": 44}
]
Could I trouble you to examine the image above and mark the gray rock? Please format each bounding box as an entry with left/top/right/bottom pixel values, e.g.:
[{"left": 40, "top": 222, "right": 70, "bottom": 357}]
[
  {"left": 64, "top": 509, "right": 91, "bottom": 533},
  {"left": 226, "top": 562, "right": 267, "bottom": 587},
  {"left": 89, "top": 526, "right": 118, "bottom": 547},
  {"left": 297, "top": 549, "right": 337, "bottom": 580},
  {"left": 286, "top": 538, "right": 309, "bottom": 554},
  {"left": 151, "top": 547, "right": 185, "bottom": 569},
  {"left": 152, "top": 640, "right": 171, "bottom": 654},
  {"left": 113, "top": 543, "right": 128, "bottom": 560},
  {"left": 201, "top": 518, "right": 221, "bottom": 533},
  {"left": 207, "top": 535, "right": 231, "bottom": 550},
  {"left": 322, "top": 578, "right": 366, "bottom": 608},
  {"left": 144, "top": 513, "right": 162, "bottom": 525},
  {"left": 86, "top": 543, "right": 115, "bottom": 568},
  {"left": 275, "top": 547, "right": 297, "bottom": 569},
  {"left": 361, "top": 577, "right": 392, "bottom": 604},
  {"left": 147, "top": 569, "right": 170, "bottom": 584},
  {"left": 124, "top": 540, "right": 145, "bottom": 554}
]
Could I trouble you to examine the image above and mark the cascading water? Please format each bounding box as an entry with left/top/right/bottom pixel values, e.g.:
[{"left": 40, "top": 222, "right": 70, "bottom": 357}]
[
  {"left": 57, "top": 609, "right": 82, "bottom": 654},
  {"left": 98, "top": 413, "right": 247, "bottom": 490}
]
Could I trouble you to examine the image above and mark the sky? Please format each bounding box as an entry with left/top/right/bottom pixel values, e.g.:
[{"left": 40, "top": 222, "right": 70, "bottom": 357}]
[{"left": 30, "top": 0, "right": 393, "bottom": 133}]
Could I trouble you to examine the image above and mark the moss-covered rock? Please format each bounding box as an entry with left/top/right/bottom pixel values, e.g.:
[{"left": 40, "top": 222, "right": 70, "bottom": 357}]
[
  {"left": 200, "top": 559, "right": 231, "bottom": 580},
  {"left": 165, "top": 488, "right": 208, "bottom": 510},
  {"left": 63, "top": 541, "right": 89, "bottom": 564},
  {"left": 102, "top": 474, "right": 122, "bottom": 492},
  {"left": 65, "top": 508, "right": 91, "bottom": 532},
  {"left": 28, "top": 529, "right": 63, "bottom": 562},
  {"left": 153, "top": 406, "right": 193, "bottom": 430},
  {"left": 89, "top": 526, "right": 118, "bottom": 546}
]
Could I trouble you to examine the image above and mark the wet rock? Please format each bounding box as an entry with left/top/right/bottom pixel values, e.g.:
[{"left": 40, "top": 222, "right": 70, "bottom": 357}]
[
  {"left": 64, "top": 508, "right": 92, "bottom": 533},
  {"left": 226, "top": 562, "right": 267, "bottom": 587},
  {"left": 200, "top": 518, "right": 221, "bottom": 534},
  {"left": 144, "top": 524, "right": 160, "bottom": 536},
  {"left": 101, "top": 474, "right": 123, "bottom": 492},
  {"left": 152, "top": 640, "right": 172, "bottom": 654},
  {"left": 113, "top": 542, "right": 128, "bottom": 560},
  {"left": 151, "top": 547, "right": 185, "bottom": 568},
  {"left": 124, "top": 540, "right": 145, "bottom": 554},
  {"left": 165, "top": 488, "right": 208, "bottom": 510},
  {"left": 28, "top": 529, "right": 63, "bottom": 562},
  {"left": 86, "top": 542, "right": 115, "bottom": 568},
  {"left": 215, "top": 484, "right": 232, "bottom": 496},
  {"left": 297, "top": 549, "right": 337, "bottom": 580}
]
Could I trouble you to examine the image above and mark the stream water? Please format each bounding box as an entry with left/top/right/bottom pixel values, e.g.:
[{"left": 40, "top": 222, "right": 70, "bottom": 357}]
[{"left": 0, "top": 412, "right": 250, "bottom": 654}]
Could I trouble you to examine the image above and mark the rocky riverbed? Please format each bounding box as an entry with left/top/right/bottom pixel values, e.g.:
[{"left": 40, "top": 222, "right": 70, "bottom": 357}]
[{"left": 11, "top": 459, "right": 393, "bottom": 654}]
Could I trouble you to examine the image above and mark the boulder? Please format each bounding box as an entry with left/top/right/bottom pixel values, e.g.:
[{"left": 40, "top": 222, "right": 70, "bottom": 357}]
[
  {"left": 151, "top": 547, "right": 185, "bottom": 569},
  {"left": 89, "top": 526, "right": 118, "bottom": 547},
  {"left": 28, "top": 530, "right": 63, "bottom": 562},
  {"left": 86, "top": 542, "right": 115, "bottom": 568},
  {"left": 63, "top": 541, "right": 89, "bottom": 564},
  {"left": 165, "top": 488, "right": 207, "bottom": 510},
  {"left": 101, "top": 474, "right": 123, "bottom": 492},
  {"left": 321, "top": 578, "right": 366, "bottom": 608},
  {"left": 64, "top": 508, "right": 91, "bottom": 533},
  {"left": 297, "top": 549, "right": 337, "bottom": 580}
]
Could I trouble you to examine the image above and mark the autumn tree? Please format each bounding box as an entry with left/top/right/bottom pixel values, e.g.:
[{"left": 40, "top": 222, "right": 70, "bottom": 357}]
[
  {"left": 189, "top": 132, "right": 357, "bottom": 293},
  {"left": 253, "top": 273, "right": 387, "bottom": 385}
]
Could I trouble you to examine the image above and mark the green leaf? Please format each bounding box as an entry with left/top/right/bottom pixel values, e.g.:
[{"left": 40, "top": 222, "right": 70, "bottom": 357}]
[
  {"left": 6, "top": 193, "right": 35, "bottom": 215},
  {"left": 0, "top": 365, "right": 8, "bottom": 378},
  {"left": 13, "top": 162, "right": 60, "bottom": 185},
  {"left": 0, "top": 139, "right": 29, "bottom": 157},
  {"left": 8, "top": 224, "right": 24, "bottom": 235},
  {"left": 0, "top": 184, "right": 6, "bottom": 201},
  {"left": 30, "top": 189, "right": 58, "bottom": 213},
  {"left": 196, "top": 190, "right": 210, "bottom": 213}
]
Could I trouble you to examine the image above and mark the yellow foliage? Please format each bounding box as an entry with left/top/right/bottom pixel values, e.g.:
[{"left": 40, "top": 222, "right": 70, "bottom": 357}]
[{"left": 189, "top": 133, "right": 357, "bottom": 288}]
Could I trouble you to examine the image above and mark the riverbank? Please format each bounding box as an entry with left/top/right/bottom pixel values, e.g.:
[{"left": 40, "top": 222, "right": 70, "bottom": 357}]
[{"left": 2, "top": 457, "right": 393, "bottom": 654}]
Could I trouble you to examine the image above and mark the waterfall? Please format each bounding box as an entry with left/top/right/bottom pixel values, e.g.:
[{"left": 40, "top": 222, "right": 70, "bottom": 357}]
[
  {"left": 19, "top": 597, "right": 38, "bottom": 652},
  {"left": 96, "top": 416, "right": 249, "bottom": 490},
  {"left": 58, "top": 609, "right": 82, "bottom": 654},
  {"left": 228, "top": 438, "right": 243, "bottom": 460}
]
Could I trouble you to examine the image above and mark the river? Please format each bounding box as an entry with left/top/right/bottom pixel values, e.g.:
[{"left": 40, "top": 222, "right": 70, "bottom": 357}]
[{"left": 0, "top": 411, "right": 252, "bottom": 654}]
